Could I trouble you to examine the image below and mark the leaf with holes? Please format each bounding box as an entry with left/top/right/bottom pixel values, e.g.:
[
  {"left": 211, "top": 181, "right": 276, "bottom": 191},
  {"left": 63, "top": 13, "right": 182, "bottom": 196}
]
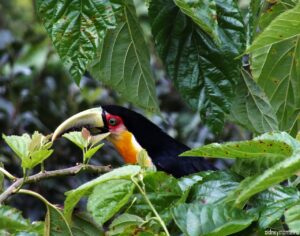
[
  {"left": 36, "top": 0, "right": 120, "bottom": 84},
  {"left": 232, "top": 150, "right": 300, "bottom": 208},
  {"left": 89, "top": 2, "right": 159, "bottom": 112},
  {"left": 258, "top": 0, "right": 296, "bottom": 31},
  {"left": 250, "top": 3, "right": 300, "bottom": 131}
]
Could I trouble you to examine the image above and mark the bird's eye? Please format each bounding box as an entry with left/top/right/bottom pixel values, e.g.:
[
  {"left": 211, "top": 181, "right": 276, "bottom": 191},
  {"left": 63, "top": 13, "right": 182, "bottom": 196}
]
[{"left": 108, "top": 118, "right": 118, "bottom": 126}]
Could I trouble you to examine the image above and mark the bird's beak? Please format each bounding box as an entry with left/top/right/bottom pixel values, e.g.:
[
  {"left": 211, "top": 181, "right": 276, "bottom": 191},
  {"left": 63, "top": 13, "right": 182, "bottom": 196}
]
[{"left": 52, "top": 107, "right": 110, "bottom": 142}]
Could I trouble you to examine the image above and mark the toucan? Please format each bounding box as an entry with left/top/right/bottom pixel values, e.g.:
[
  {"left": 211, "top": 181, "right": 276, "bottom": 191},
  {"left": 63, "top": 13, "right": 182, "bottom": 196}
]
[{"left": 52, "top": 105, "right": 216, "bottom": 177}]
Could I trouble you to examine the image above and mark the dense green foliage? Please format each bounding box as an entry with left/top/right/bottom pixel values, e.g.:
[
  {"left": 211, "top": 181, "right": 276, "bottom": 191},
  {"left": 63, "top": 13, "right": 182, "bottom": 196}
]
[{"left": 2, "top": 0, "right": 300, "bottom": 235}]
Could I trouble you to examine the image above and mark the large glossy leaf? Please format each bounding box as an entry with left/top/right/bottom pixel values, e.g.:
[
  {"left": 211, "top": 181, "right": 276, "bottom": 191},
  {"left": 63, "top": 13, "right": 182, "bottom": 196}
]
[
  {"left": 187, "top": 171, "right": 240, "bottom": 204},
  {"left": 89, "top": 2, "right": 159, "bottom": 112},
  {"left": 249, "top": 3, "right": 300, "bottom": 131},
  {"left": 87, "top": 179, "right": 135, "bottom": 225},
  {"left": 250, "top": 185, "right": 300, "bottom": 229},
  {"left": 178, "top": 171, "right": 212, "bottom": 192},
  {"left": 36, "top": 0, "right": 120, "bottom": 84},
  {"left": 172, "top": 202, "right": 255, "bottom": 236},
  {"left": 64, "top": 165, "right": 141, "bottom": 222},
  {"left": 229, "top": 69, "right": 278, "bottom": 134},
  {"left": 149, "top": 0, "right": 246, "bottom": 132}
]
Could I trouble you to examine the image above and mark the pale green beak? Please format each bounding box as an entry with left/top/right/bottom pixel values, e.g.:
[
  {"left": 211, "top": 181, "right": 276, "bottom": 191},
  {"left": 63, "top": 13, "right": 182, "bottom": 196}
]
[{"left": 52, "top": 107, "right": 109, "bottom": 141}]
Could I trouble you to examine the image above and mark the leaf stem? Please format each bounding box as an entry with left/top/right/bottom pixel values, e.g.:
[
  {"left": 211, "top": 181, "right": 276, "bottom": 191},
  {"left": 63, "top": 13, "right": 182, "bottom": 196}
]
[
  {"left": 0, "top": 167, "right": 17, "bottom": 180},
  {"left": 18, "top": 189, "right": 49, "bottom": 205},
  {"left": 131, "top": 174, "right": 170, "bottom": 236}
]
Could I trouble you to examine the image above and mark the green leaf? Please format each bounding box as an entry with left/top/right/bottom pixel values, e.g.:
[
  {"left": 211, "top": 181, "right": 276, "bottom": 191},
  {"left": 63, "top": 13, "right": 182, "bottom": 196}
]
[
  {"left": 232, "top": 132, "right": 298, "bottom": 176},
  {"left": 36, "top": 0, "right": 120, "bottom": 84},
  {"left": 188, "top": 171, "right": 240, "bottom": 204},
  {"left": 3, "top": 133, "right": 53, "bottom": 169},
  {"left": 181, "top": 139, "right": 292, "bottom": 159},
  {"left": 2, "top": 134, "right": 31, "bottom": 160},
  {"left": 0, "top": 205, "right": 43, "bottom": 235},
  {"left": 149, "top": 0, "right": 246, "bottom": 132},
  {"left": 87, "top": 179, "right": 135, "bottom": 225},
  {"left": 137, "top": 149, "right": 153, "bottom": 169},
  {"left": 84, "top": 144, "right": 104, "bottom": 161},
  {"left": 128, "top": 171, "right": 185, "bottom": 222},
  {"left": 245, "top": 0, "right": 265, "bottom": 45},
  {"left": 71, "top": 213, "right": 104, "bottom": 236},
  {"left": 249, "top": 2, "right": 300, "bottom": 131},
  {"left": 0, "top": 205, "right": 30, "bottom": 232},
  {"left": 232, "top": 151, "right": 300, "bottom": 207},
  {"left": 172, "top": 202, "right": 255, "bottom": 236},
  {"left": 173, "top": 0, "right": 219, "bottom": 43},
  {"left": 178, "top": 171, "right": 212, "bottom": 192},
  {"left": 108, "top": 213, "right": 145, "bottom": 236},
  {"left": 63, "top": 132, "right": 88, "bottom": 150},
  {"left": 89, "top": 2, "right": 159, "bottom": 113},
  {"left": 285, "top": 204, "right": 300, "bottom": 234},
  {"left": 251, "top": 185, "right": 300, "bottom": 229},
  {"left": 63, "top": 131, "right": 106, "bottom": 163},
  {"left": 64, "top": 165, "right": 141, "bottom": 223},
  {"left": 247, "top": 2, "right": 300, "bottom": 53},
  {"left": 22, "top": 149, "right": 53, "bottom": 169},
  {"left": 229, "top": 69, "right": 279, "bottom": 134},
  {"left": 45, "top": 204, "right": 72, "bottom": 236},
  {"left": 258, "top": 0, "right": 296, "bottom": 31}
]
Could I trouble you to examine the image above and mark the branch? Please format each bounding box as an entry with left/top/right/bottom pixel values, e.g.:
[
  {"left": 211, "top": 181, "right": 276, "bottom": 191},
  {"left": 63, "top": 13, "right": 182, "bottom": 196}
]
[{"left": 0, "top": 164, "right": 111, "bottom": 203}]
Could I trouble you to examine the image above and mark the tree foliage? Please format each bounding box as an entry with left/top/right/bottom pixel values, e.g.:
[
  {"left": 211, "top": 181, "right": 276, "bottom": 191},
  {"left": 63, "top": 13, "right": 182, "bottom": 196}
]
[{"left": 2, "top": 0, "right": 300, "bottom": 235}]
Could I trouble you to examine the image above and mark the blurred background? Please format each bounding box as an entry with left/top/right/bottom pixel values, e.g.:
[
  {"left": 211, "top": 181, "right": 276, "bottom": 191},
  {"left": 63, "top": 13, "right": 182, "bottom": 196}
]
[{"left": 0, "top": 0, "right": 250, "bottom": 220}]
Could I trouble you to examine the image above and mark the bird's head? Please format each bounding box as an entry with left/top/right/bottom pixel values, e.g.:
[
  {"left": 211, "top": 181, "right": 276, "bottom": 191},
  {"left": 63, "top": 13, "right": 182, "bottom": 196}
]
[{"left": 52, "top": 105, "right": 163, "bottom": 165}]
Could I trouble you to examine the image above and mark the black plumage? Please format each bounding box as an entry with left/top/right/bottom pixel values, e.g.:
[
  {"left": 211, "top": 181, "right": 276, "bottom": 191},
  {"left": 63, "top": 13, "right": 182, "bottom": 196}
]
[{"left": 103, "top": 105, "right": 216, "bottom": 177}]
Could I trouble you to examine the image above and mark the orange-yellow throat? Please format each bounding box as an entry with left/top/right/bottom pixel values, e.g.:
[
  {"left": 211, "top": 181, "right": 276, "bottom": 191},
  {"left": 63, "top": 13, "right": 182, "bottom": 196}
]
[{"left": 108, "top": 130, "right": 143, "bottom": 164}]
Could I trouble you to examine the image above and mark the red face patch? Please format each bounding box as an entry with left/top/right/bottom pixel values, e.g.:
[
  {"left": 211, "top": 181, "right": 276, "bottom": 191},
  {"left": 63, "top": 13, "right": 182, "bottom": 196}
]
[{"left": 105, "top": 113, "right": 124, "bottom": 132}]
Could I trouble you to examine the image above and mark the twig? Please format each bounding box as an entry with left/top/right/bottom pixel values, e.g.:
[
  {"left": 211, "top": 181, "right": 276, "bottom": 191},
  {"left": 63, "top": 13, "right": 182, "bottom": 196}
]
[
  {"left": 0, "top": 164, "right": 111, "bottom": 203},
  {"left": 0, "top": 167, "right": 17, "bottom": 180}
]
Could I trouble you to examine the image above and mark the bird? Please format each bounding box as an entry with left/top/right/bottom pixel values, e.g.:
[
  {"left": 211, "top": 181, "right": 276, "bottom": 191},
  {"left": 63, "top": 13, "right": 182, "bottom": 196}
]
[{"left": 52, "top": 105, "right": 216, "bottom": 177}]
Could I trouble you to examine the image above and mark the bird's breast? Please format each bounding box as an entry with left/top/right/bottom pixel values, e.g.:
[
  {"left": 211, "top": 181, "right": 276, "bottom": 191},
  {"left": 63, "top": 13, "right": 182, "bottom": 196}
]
[{"left": 108, "top": 130, "right": 143, "bottom": 164}]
